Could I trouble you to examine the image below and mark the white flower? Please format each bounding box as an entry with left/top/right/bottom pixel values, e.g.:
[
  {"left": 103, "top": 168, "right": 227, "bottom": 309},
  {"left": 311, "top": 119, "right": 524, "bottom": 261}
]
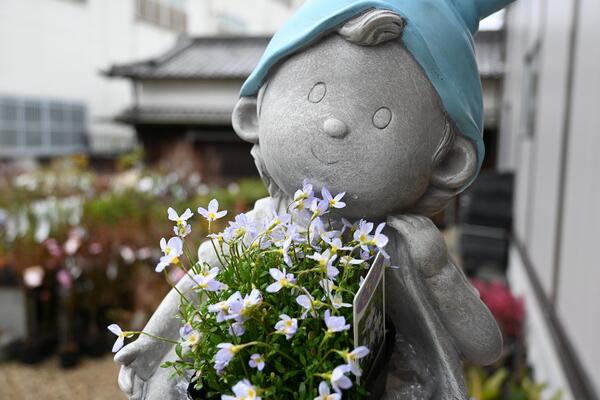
[
  {"left": 371, "top": 222, "right": 388, "bottom": 247},
  {"left": 339, "top": 255, "right": 364, "bottom": 267},
  {"left": 330, "top": 293, "right": 351, "bottom": 309},
  {"left": 168, "top": 207, "right": 193, "bottom": 238},
  {"left": 274, "top": 314, "right": 298, "bottom": 340},
  {"left": 353, "top": 220, "right": 374, "bottom": 250},
  {"left": 168, "top": 207, "right": 193, "bottom": 224},
  {"left": 330, "top": 364, "right": 353, "bottom": 393},
  {"left": 239, "top": 288, "right": 262, "bottom": 319},
  {"left": 198, "top": 199, "right": 227, "bottom": 222},
  {"left": 322, "top": 236, "right": 352, "bottom": 255},
  {"left": 324, "top": 310, "right": 350, "bottom": 333},
  {"left": 296, "top": 293, "right": 318, "bottom": 319},
  {"left": 222, "top": 379, "right": 260, "bottom": 400},
  {"left": 248, "top": 353, "right": 265, "bottom": 371},
  {"left": 156, "top": 237, "right": 183, "bottom": 272},
  {"left": 321, "top": 187, "right": 346, "bottom": 209},
  {"left": 294, "top": 179, "right": 314, "bottom": 201},
  {"left": 319, "top": 279, "right": 335, "bottom": 298},
  {"left": 266, "top": 268, "right": 295, "bottom": 293},
  {"left": 314, "top": 381, "right": 341, "bottom": 400},
  {"left": 307, "top": 249, "right": 339, "bottom": 280},
  {"left": 181, "top": 328, "right": 202, "bottom": 351},
  {"left": 341, "top": 346, "right": 370, "bottom": 377},
  {"left": 107, "top": 324, "right": 132, "bottom": 353}
]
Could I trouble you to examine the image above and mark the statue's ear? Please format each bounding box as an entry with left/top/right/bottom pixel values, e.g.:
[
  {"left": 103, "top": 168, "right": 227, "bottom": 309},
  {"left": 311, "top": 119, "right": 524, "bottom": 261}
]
[
  {"left": 430, "top": 135, "right": 478, "bottom": 190},
  {"left": 232, "top": 96, "right": 259, "bottom": 144}
]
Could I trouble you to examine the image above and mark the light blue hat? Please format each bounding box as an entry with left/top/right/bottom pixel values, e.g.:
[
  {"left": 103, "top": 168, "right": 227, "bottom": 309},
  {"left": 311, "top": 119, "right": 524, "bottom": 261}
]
[{"left": 240, "top": 0, "right": 515, "bottom": 183}]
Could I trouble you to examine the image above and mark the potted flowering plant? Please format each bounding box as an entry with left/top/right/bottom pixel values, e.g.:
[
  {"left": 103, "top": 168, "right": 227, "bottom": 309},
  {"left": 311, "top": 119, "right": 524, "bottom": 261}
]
[{"left": 109, "top": 182, "right": 392, "bottom": 399}]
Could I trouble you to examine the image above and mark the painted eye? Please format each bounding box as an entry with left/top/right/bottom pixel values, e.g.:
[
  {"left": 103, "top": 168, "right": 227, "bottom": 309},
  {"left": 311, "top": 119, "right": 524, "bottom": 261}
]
[
  {"left": 373, "top": 107, "right": 392, "bottom": 129},
  {"left": 308, "top": 82, "right": 327, "bottom": 103}
]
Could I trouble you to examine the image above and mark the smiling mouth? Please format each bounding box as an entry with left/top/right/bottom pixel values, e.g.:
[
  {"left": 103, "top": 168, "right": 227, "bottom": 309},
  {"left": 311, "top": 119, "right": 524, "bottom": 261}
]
[{"left": 310, "top": 145, "right": 339, "bottom": 165}]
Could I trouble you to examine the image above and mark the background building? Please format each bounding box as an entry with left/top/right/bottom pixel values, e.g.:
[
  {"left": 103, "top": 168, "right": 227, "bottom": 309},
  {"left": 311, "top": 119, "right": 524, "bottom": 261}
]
[
  {"left": 499, "top": 0, "right": 600, "bottom": 398},
  {"left": 0, "top": 0, "right": 300, "bottom": 160}
]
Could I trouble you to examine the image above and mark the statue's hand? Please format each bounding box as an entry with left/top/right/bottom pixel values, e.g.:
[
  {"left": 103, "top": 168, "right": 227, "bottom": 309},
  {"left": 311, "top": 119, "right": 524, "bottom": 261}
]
[
  {"left": 387, "top": 214, "right": 447, "bottom": 277},
  {"left": 114, "top": 335, "right": 164, "bottom": 400}
]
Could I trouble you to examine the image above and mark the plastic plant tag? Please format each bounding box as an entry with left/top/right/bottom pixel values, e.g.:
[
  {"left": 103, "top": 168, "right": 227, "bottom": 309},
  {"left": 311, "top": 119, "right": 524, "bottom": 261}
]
[{"left": 353, "top": 252, "right": 386, "bottom": 382}]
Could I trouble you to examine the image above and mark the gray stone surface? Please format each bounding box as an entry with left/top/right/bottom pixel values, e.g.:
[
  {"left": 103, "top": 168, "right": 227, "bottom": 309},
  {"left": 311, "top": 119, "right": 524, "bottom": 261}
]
[{"left": 115, "top": 9, "right": 502, "bottom": 399}]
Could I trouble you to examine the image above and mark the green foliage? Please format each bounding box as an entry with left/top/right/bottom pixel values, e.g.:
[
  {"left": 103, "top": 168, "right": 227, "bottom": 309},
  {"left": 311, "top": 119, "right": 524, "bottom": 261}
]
[{"left": 466, "top": 366, "right": 563, "bottom": 400}]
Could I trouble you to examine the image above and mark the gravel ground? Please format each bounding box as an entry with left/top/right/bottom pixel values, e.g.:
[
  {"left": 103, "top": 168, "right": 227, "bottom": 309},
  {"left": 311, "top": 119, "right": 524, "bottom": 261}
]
[{"left": 0, "top": 356, "right": 126, "bottom": 400}]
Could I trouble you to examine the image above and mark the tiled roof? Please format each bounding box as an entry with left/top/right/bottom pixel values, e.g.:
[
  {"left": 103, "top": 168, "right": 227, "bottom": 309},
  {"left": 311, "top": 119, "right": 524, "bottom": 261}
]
[
  {"left": 106, "top": 37, "right": 270, "bottom": 80},
  {"left": 106, "top": 33, "right": 504, "bottom": 81}
]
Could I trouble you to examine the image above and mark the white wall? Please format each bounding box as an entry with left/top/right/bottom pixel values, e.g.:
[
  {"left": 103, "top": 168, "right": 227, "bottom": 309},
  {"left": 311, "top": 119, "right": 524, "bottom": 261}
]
[
  {"left": 501, "top": 0, "right": 600, "bottom": 395},
  {"left": 186, "top": 0, "right": 299, "bottom": 35},
  {"left": 139, "top": 80, "right": 242, "bottom": 110},
  {"left": 555, "top": 0, "right": 600, "bottom": 389},
  {"left": 0, "top": 0, "right": 180, "bottom": 153}
]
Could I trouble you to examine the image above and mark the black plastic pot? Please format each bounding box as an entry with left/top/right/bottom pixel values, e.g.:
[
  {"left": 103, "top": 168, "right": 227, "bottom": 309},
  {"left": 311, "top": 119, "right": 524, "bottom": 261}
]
[
  {"left": 58, "top": 343, "right": 80, "bottom": 369},
  {"left": 365, "top": 319, "right": 396, "bottom": 399}
]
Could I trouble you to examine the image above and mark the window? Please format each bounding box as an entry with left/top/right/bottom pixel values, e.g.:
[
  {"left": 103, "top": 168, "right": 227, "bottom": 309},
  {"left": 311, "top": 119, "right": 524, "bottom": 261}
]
[
  {"left": 136, "top": 0, "right": 187, "bottom": 33},
  {"left": 0, "top": 96, "right": 87, "bottom": 158}
]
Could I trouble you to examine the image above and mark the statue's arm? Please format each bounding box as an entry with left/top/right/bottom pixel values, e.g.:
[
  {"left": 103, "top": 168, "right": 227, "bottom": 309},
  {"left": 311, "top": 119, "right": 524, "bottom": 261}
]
[
  {"left": 114, "top": 239, "right": 221, "bottom": 399},
  {"left": 387, "top": 215, "right": 502, "bottom": 365}
]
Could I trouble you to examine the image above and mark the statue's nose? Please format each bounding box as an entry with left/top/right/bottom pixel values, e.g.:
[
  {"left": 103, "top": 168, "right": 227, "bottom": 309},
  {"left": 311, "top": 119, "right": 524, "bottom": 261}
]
[{"left": 323, "top": 118, "right": 349, "bottom": 138}]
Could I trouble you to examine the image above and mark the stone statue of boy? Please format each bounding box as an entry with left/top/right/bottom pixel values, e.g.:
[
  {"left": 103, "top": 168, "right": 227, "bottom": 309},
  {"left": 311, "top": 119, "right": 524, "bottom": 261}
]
[{"left": 115, "top": 0, "right": 516, "bottom": 398}]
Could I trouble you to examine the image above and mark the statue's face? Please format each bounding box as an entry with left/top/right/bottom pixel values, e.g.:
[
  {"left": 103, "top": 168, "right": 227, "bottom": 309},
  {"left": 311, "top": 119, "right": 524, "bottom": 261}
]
[{"left": 257, "top": 34, "right": 447, "bottom": 219}]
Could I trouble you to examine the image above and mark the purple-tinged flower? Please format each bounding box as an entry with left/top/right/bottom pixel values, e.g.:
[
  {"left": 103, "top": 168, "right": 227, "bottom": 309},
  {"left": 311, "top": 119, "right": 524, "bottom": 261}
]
[
  {"left": 324, "top": 310, "right": 350, "bottom": 333},
  {"left": 331, "top": 364, "right": 353, "bottom": 393},
  {"left": 214, "top": 343, "right": 241, "bottom": 373},
  {"left": 193, "top": 270, "right": 223, "bottom": 292},
  {"left": 208, "top": 292, "right": 243, "bottom": 322},
  {"left": 314, "top": 381, "right": 341, "bottom": 400},
  {"left": 222, "top": 379, "right": 260, "bottom": 400},
  {"left": 248, "top": 353, "right": 265, "bottom": 371},
  {"left": 198, "top": 199, "right": 227, "bottom": 223},
  {"left": 229, "top": 321, "right": 245, "bottom": 337},
  {"left": 156, "top": 237, "right": 183, "bottom": 272},
  {"left": 266, "top": 268, "right": 295, "bottom": 293},
  {"left": 321, "top": 187, "right": 346, "bottom": 209},
  {"left": 108, "top": 324, "right": 132, "bottom": 353},
  {"left": 226, "top": 213, "right": 257, "bottom": 244},
  {"left": 308, "top": 249, "right": 339, "bottom": 280},
  {"left": 274, "top": 314, "right": 298, "bottom": 340},
  {"left": 310, "top": 198, "right": 329, "bottom": 218},
  {"left": 179, "top": 323, "right": 193, "bottom": 339}
]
